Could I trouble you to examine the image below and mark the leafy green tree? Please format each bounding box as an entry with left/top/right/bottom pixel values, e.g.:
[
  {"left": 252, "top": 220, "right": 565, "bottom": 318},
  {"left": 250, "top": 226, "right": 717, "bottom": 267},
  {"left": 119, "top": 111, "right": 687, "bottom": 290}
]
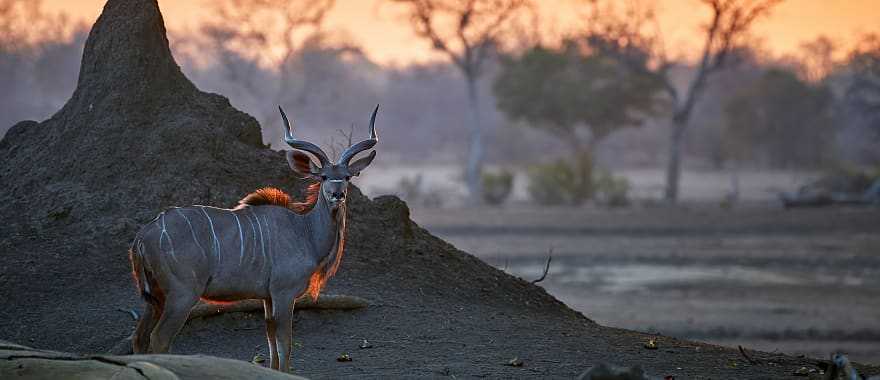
[
  {"left": 493, "top": 40, "right": 663, "bottom": 154},
  {"left": 844, "top": 35, "right": 880, "bottom": 139},
  {"left": 493, "top": 40, "right": 663, "bottom": 204},
  {"left": 724, "top": 68, "right": 834, "bottom": 167}
]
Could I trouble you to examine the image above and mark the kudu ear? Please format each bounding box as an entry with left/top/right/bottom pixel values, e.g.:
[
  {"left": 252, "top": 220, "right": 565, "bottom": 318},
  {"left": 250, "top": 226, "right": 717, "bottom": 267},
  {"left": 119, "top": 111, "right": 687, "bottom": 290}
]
[
  {"left": 347, "top": 150, "right": 376, "bottom": 176},
  {"left": 286, "top": 150, "right": 321, "bottom": 179}
]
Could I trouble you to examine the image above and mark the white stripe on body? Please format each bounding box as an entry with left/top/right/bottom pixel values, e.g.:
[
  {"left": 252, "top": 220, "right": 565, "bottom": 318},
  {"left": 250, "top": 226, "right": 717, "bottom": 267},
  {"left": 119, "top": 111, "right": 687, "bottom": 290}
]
[
  {"left": 175, "top": 209, "right": 207, "bottom": 258},
  {"left": 253, "top": 209, "right": 267, "bottom": 262},
  {"left": 200, "top": 207, "right": 221, "bottom": 263},
  {"left": 260, "top": 214, "right": 271, "bottom": 265},
  {"left": 233, "top": 213, "right": 244, "bottom": 265},
  {"left": 159, "top": 213, "right": 177, "bottom": 263},
  {"left": 244, "top": 209, "right": 258, "bottom": 264}
]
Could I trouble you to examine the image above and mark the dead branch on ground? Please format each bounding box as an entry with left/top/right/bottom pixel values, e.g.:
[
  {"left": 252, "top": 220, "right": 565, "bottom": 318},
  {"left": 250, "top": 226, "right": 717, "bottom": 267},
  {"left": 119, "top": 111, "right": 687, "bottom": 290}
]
[
  {"left": 531, "top": 248, "right": 553, "bottom": 284},
  {"left": 738, "top": 345, "right": 760, "bottom": 365},
  {"left": 189, "top": 295, "right": 369, "bottom": 320}
]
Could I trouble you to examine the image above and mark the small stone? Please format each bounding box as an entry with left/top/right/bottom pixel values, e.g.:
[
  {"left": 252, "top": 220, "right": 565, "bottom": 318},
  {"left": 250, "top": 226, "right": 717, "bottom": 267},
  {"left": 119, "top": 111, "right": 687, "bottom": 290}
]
[
  {"left": 506, "top": 357, "right": 524, "bottom": 367},
  {"left": 792, "top": 366, "right": 811, "bottom": 376},
  {"left": 359, "top": 339, "right": 373, "bottom": 349},
  {"left": 644, "top": 338, "right": 658, "bottom": 349},
  {"left": 251, "top": 354, "right": 265, "bottom": 364},
  {"left": 337, "top": 353, "right": 353, "bottom": 362}
]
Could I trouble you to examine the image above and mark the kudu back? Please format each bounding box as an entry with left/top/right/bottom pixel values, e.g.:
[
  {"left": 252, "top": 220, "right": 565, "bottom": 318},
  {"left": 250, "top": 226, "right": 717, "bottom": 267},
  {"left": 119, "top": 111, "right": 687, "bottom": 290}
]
[{"left": 128, "top": 106, "right": 379, "bottom": 372}]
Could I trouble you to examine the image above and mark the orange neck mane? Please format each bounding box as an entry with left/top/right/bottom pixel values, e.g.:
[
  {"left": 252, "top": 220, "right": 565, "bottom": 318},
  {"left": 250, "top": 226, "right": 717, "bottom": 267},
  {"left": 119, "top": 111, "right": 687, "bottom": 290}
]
[{"left": 234, "top": 182, "right": 320, "bottom": 214}]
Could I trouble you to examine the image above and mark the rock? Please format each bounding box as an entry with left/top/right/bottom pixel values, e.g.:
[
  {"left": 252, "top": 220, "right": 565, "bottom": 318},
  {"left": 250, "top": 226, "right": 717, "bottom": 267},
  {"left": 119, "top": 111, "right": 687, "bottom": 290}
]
[
  {"left": 578, "top": 363, "right": 655, "bottom": 380},
  {"left": 0, "top": 340, "right": 305, "bottom": 380}
]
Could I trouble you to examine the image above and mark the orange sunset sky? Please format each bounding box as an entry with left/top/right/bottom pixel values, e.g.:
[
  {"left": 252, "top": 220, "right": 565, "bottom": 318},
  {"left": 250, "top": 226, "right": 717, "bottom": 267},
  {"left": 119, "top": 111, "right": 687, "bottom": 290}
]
[{"left": 45, "top": 0, "right": 880, "bottom": 66}]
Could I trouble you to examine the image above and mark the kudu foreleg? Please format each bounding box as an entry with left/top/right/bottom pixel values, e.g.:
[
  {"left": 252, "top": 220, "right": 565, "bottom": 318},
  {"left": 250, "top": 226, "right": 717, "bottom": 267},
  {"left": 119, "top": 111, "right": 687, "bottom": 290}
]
[
  {"left": 263, "top": 298, "right": 280, "bottom": 369},
  {"left": 272, "top": 297, "right": 296, "bottom": 373}
]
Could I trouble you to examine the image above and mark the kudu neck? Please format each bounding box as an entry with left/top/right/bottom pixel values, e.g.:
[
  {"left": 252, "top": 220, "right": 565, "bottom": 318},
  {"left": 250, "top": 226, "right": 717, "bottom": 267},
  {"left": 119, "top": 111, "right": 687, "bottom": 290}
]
[
  {"left": 308, "top": 193, "right": 345, "bottom": 225},
  {"left": 302, "top": 193, "right": 346, "bottom": 259}
]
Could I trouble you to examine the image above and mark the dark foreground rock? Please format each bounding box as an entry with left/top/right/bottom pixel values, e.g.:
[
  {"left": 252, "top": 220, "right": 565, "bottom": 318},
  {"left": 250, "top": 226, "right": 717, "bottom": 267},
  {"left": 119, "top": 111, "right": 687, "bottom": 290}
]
[
  {"left": 0, "top": 340, "right": 305, "bottom": 380},
  {"left": 0, "top": 0, "right": 878, "bottom": 378}
]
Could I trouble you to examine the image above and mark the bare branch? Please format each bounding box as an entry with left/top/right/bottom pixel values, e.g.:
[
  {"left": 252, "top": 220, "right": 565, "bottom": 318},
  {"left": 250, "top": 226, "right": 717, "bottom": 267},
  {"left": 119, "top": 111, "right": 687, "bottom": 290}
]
[
  {"left": 394, "top": 0, "right": 465, "bottom": 68},
  {"left": 531, "top": 248, "right": 553, "bottom": 284},
  {"left": 472, "top": 0, "right": 526, "bottom": 71},
  {"left": 200, "top": 0, "right": 336, "bottom": 142},
  {"left": 738, "top": 345, "right": 760, "bottom": 365},
  {"left": 394, "top": 0, "right": 530, "bottom": 77},
  {"left": 673, "top": 0, "right": 781, "bottom": 121}
]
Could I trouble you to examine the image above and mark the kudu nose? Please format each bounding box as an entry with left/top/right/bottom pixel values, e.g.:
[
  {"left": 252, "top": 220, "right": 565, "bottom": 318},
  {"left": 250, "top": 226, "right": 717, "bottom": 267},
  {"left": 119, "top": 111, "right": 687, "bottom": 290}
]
[{"left": 331, "top": 192, "right": 345, "bottom": 201}]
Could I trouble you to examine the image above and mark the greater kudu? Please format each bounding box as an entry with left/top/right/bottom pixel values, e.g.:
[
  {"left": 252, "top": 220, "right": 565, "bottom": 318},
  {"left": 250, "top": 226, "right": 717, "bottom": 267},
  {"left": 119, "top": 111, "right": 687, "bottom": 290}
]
[{"left": 128, "top": 106, "right": 379, "bottom": 372}]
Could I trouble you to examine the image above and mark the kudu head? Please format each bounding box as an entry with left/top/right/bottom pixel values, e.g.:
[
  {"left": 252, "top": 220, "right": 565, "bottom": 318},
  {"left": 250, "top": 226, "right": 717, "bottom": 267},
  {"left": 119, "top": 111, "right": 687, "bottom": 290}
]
[{"left": 279, "top": 105, "right": 378, "bottom": 210}]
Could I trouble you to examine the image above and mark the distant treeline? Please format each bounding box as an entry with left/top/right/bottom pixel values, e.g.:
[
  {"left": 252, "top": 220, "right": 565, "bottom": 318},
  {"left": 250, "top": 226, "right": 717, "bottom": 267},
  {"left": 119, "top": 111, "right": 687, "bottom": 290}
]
[{"left": 1, "top": 0, "right": 877, "bottom": 172}]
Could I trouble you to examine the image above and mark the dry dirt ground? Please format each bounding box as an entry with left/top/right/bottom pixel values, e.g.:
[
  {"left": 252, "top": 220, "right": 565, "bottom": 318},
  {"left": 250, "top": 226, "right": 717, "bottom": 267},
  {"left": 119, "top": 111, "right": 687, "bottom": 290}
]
[
  {"left": 412, "top": 203, "right": 880, "bottom": 366},
  {"left": 3, "top": 196, "right": 880, "bottom": 379}
]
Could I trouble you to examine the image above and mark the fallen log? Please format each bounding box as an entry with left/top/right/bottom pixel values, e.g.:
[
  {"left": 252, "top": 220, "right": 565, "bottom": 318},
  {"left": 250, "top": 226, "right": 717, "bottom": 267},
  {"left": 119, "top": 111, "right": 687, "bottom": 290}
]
[{"left": 189, "top": 294, "right": 369, "bottom": 320}]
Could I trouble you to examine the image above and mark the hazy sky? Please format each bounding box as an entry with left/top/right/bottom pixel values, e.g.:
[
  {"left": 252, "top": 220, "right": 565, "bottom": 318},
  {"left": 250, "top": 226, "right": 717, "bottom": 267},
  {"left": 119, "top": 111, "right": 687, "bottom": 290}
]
[{"left": 47, "top": 0, "right": 880, "bottom": 66}]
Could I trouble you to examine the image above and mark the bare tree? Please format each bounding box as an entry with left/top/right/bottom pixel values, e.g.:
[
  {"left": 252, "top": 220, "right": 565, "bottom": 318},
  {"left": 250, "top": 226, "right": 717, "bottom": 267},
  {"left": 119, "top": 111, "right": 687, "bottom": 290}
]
[
  {"left": 0, "top": 0, "right": 43, "bottom": 51},
  {"left": 796, "top": 36, "right": 838, "bottom": 83},
  {"left": 662, "top": 0, "right": 782, "bottom": 202},
  {"left": 0, "top": 0, "right": 84, "bottom": 136},
  {"left": 582, "top": 0, "right": 782, "bottom": 202},
  {"left": 0, "top": 0, "right": 73, "bottom": 51},
  {"left": 392, "top": 0, "right": 531, "bottom": 202},
  {"left": 200, "top": 0, "right": 335, "bottom": 145}
]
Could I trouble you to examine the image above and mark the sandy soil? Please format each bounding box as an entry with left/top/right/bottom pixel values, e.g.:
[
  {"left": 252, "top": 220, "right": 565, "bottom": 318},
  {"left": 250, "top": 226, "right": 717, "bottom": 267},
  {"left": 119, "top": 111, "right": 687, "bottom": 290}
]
[{"left": 411, "top": 203, "right": 880, "bottom": 365}]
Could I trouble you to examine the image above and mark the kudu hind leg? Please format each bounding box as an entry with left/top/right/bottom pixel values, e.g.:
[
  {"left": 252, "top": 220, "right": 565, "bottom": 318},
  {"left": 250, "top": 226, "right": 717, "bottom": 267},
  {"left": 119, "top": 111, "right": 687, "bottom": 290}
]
[
  {"left": 148, "top": 289, "right": 198, "bottom": 353},
  {"left": 132, "top": 300, "right": 162, "bottom": 354}
]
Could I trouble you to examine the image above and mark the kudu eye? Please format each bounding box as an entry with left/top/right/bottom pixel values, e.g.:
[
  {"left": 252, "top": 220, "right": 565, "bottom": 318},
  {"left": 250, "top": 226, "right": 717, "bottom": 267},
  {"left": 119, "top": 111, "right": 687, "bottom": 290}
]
[{"left": 320, "top": 175, "right": 328, "bottom": 181}]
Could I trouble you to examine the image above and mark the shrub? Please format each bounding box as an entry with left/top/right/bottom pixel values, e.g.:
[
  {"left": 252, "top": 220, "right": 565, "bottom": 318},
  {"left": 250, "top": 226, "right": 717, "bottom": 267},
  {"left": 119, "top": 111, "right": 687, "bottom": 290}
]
[
  {"left": 397, "top": 174, "right": 423, "bottom": 203},
  {"left": 482, "top": 169, "right": 514, "bottom": 206},
  {"left": 527, "top": 153, "right": 593, "bottom": 205},
  {"left": 396, "top": 174, "right": 446, "bottom": 208},
  {"left": 595, "top": 170, "right": 631, "bottom": 207}
]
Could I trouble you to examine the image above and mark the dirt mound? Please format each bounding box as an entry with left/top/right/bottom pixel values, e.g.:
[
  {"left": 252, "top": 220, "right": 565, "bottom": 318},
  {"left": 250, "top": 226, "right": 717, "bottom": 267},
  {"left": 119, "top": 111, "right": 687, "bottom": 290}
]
[
  {"left": 0, "top": 0, "right": 283, "bottom": 231},
  {"left": 0, "top": 0, "right": 293, "bottom": 358},
  {"left": 1, "top": 0, "right": 877, "bottom": 378}
]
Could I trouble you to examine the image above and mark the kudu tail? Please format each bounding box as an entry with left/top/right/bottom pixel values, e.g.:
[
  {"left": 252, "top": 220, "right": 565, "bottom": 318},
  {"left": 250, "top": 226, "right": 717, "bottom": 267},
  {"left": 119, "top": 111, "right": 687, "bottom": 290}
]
[
  {"left": 128, "top": 237, "right": 163, "bottom": 306},
  {"left": 129, "top": 236, "right": 166, "bottom": 353}
]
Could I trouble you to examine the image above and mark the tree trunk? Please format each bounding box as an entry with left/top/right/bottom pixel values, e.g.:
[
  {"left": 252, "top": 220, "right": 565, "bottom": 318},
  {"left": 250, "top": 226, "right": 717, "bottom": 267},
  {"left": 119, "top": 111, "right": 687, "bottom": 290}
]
[
  {"left": 464, "top": 75, "right": 484, "bottom": 203},
  {"left": 664, "top": 117, "right": 687, "bottom": 202},
  {"left": 729, "top": 164, "right": 740, "bottom": 204},
  {"left": 579, "top": 137, "right": 597, "bottom": 203}
]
